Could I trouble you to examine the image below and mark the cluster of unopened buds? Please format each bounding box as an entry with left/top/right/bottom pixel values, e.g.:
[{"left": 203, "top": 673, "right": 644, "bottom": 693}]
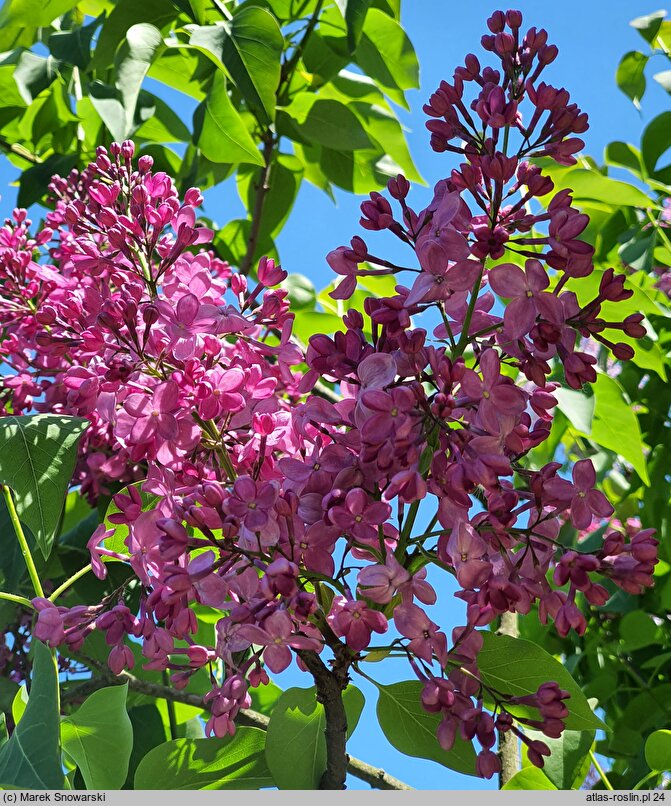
[{"left": 0, "top": 9, "right": 657, "bottom": 780}]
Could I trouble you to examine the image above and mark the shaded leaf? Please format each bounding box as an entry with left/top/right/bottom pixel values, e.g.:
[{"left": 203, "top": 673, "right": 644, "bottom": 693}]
[
  {"left": 502, "top": 767, "right": 557, "bottom": 790},
  {"left": 334, "top": 0, "right": 371, "bottom": 52},
  {"left": 135, "top": 91, "right": 192, "bottom": 143},
  {"left": 89, "top": 80, "right": 127, "bottom": 143},
  {"left": 134, "top": 728, "right": 273, "bottom": 789},
  {"left": 527, "top": 728, "right": 595, "bottom": 789},
  {"left": 94, "top": 0, "right": 176, "bottom": 68},
  {"left": 0, "top": 414, "right": 88, "bottom": 557},
  {"left": 62, "top": 684, "right": 133, "bottom": 790},
  {"left": 0, "top": 640, "right": 64, "bottom": 789},
  {"left": 642, "top": 111, "right": 671, "bottom": 175},
  {"left": 14, "top": 51, "right": 59, "bottom": 104},
  {"left": 265, "top": 685, "right": 365, "bottom": 789},
  {"left": 49, "top": 15, "right": 102, "bottom": 69}
]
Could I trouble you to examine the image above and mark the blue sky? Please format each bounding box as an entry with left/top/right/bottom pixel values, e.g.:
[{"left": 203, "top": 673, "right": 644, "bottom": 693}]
[{"left": 0, "top": 0, "right": 667, "bottom": 791}]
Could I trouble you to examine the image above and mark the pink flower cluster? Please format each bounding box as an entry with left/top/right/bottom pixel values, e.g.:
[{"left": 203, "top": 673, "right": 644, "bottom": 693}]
[{"left": 0, "top": 11, "right": 657, "bottom": 781}]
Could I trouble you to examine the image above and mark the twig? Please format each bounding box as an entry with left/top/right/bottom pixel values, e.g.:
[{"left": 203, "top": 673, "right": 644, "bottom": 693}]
[
  {"left": 61, "top": 669, "right": 411, "bottom": 790},
  {"left": 0, "top": 138, "right": 42, "bottom": 165},
  {"left": 297, "top": 649, "right": 349, "bottom": 790},
  {"left": 238, "top": 135, "right": 276, "bottom": 277},
  {"left": 496, "top": 611, "right": 520, "bottom": 788}
]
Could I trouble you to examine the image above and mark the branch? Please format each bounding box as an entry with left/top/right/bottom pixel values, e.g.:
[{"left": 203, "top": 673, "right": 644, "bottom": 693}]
[
  {"left": 61, "top": 669, "right": 412, "bottom": 790},
  {"left": 279, "top": 0, "right": 324, "bottom": 90},
  {"left": 238, "top": 135, "right": 276, "bottom": 277},
  {"left": 497, "top": 611, "right": 520, "bottom": 787},
  {"left": 0, "top": 138, "right": 42, "bottom": 165},
  {"left": 296, "top": 649, "right": 348, "bottom": 789}
]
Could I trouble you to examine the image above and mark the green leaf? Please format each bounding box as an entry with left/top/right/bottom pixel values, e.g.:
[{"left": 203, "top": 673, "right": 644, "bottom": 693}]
[
  {"left": 0, "top": 414, "right": 88, "bottom": 557},
  {"left": 0, "top": 496, "right": 32, "bottom": 590},
  {"left": 319, "top": 145, "right": 400, "bottom": 192},
  {"left": 292, "top": 311, "right": 343, "bottom": 343},
  {"left": 134, "top": 728, "right": 274, "bottom": 789},
  {"left": 630, "top": 9, "right": 667, "bottom": 43},
  {"left": 553, "top": 388, "right": 595, "bottom": 435},
  {"left": 135, "top": 91, "right": 192, "bottom": 143},
  {"left": 94, "top": 0, "right": 177, "bottom": 68},
  {"left": 604, "top": 141, "right": 644, "bottom": 176},
  {"left": 49, "top": 15, "right": 102, "bottom": 69},
  {"left": 547, "top": 168, "right": 652, "bottom": 208},
  {"left": 478, "top": 633, "right": 606, "bottom": 731},
  {"left": 645, "top": 729, "right": 671, "bottom": 771},
  {"left": 189, "top": 7, "right": 283, "bottom": 125},
  {"left": 302, "top": 31, "right": 349, "bottom": 84},
  {"left": 642, "top": 111, "right": 671, "bottom": 175},
  {"left": 0, "top": 640, "right": 64, "bottom": 789},
  {"left": 350, "top": 101, "right": 423, "bottom": 182},
  {"left": 586, "top": 373, "right": 649, "bottom": 484},
  {"left": 13, "top": 51, "right": 59, "bottom": 105},
  {"left": 237, "top": 153, "right": 303, "bottom": 238},
  {"left": 61, "top": 684, "right": 133, "bottom": 790},
  {"left": 124, "top": 705, "right": 167, "bottom": 789},
  {"left": 11, "top": 685, "right": 28, "bottom": 725},
  {"left": 527, "top": 728, "right": 595, "bottom": 789},
  {"left": 375, "top": 680, "right": 477, "bottom": 776},
  {"left": 115, "top": 23, "right": 164, "bottom": 139},
  {"left": 0, "top": 679, "right": 18, "bottom": 717},
  {"left": 0, "top": 0, "right": 78, "bottom": 28},
  {"left": 619, "top": 610, "right": 660, "bottom": 650},
  {"left": 334, "top": 0, "right": 371, "bottom": 52},
  {"left": 249, "top": 680, "right": 283, "bottom": 716},
  {"left": 89, "top": 80, "right": 127, "bottom": 143},
  {"left": 265, "top": 685, "right": 365, "bottom": 789},
  {"left": 148, "top": 48, "right": 211, "bottom": 101},
  {"left": 354, "top": 8, "right": 418, "bottom": 108},
  {"left": 284, "top": 94, "right": 373, "bottom": 151},
  {"left": 280, "top": 272, "right": 316, "bottom": 310},
  {"left": 193, "top": 71, "right": 264, "bottom": 166},
  {"left": 213, "top": 217, "right": 276, "bottom": 267},
  {"left": 293, "top": 141, "right": 334, "bottom": 198},
  {"left": 616, "top": 51, "right": 648, "bottom": 107},
  {"left": 502, "top": 767, "right": 557, "bottom": 790}
]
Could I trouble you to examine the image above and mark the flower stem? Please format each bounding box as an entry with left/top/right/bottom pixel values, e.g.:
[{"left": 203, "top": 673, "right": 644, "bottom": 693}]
[
  {"left": 2, "top": 484, "right": 44, "bottom": 598},
  {"left": 0, "top": 591, "right": 34, "bottom": 609},
  {"left": 454, "top": 263, "right": 485, "bottom": 357},
  {"left": 589, "top": 749, "right": 614, "bottom": 791},
  {"left": 162, "top": 670, "right": 178, "bottom": 740},
  {"left": 49, "top": 564, "right": 94, "bottom": 603}
]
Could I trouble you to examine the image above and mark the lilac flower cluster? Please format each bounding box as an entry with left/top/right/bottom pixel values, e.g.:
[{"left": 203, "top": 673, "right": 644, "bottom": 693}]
[{"left": 0, "top": 11, "right": 657, "bottom": 780}]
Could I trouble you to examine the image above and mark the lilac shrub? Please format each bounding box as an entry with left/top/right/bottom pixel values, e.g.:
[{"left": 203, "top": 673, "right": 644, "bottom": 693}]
[{"left": 0, "top": 9, "right": 657, "bottom": 783}]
